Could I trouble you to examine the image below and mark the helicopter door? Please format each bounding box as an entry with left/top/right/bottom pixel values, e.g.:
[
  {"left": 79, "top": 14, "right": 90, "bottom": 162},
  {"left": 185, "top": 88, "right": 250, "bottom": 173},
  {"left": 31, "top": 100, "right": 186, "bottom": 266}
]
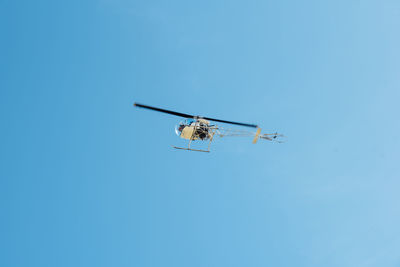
[{"left": 180, "top": 126, "right": 195, "bottom": 140}]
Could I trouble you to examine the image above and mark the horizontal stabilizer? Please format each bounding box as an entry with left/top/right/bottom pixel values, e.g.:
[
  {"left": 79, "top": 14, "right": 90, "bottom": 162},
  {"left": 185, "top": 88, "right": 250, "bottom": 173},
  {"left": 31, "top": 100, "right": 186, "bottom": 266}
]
[{"left": 252, "top": 128, "right": 262, "bottom": 144}]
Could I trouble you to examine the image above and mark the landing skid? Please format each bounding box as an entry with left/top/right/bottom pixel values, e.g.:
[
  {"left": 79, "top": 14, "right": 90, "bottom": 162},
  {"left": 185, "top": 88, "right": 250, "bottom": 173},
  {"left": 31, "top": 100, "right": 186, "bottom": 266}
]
[{"left": 173, "top": 146, "right": 210, "bottom": 153}]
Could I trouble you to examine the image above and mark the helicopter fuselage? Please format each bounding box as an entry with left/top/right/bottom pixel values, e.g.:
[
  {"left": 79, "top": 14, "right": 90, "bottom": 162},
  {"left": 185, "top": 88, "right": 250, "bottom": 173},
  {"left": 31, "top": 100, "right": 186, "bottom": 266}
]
[{"left": 177, "top": 119, "right": 212, "bottom": 140}]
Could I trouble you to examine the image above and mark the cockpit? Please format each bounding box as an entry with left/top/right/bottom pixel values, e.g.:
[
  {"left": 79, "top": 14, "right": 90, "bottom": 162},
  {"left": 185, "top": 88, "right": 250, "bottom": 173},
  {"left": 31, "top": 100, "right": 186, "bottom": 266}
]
[{"left": 175, "top": 119, "right": 195, "bottom": 136}]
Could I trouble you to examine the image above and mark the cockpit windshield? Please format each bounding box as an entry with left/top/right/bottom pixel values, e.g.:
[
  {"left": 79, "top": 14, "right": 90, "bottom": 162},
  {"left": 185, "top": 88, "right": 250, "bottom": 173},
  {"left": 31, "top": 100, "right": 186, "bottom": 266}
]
[{"left": 175, "top": 119, "right": 195, "bottom": 136}]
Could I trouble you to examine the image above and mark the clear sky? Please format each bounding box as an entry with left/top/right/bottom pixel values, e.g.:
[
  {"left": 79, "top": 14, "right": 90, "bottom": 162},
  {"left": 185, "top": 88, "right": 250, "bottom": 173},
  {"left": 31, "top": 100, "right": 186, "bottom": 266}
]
[{"left": 1, "top": 0, "right": 400, "bottom": 266}]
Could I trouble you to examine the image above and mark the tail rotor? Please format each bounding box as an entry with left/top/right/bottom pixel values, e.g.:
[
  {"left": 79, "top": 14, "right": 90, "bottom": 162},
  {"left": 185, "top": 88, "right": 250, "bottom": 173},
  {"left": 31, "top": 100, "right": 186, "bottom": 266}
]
[{"left": 259, "top": 132, "right": 286, "bottom": 143}]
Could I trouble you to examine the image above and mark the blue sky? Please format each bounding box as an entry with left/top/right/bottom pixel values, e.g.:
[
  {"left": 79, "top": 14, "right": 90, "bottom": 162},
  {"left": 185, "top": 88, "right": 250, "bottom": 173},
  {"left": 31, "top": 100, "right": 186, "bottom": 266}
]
[{"left": 1, "top": 0, "right": 400, "bottom": 266}]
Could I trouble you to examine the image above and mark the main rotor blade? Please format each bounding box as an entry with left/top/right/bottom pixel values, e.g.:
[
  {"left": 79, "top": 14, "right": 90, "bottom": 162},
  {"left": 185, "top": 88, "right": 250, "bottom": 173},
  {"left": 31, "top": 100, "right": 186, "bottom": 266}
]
[
  {"left": 133, "top": 103, "right": 194, "bottom": 118},
  {"left": 134, "top": 102, "right": 258, "bottom": 128},
  {"left": 202, "top": 117, "right": 258, "bottom": 128}
]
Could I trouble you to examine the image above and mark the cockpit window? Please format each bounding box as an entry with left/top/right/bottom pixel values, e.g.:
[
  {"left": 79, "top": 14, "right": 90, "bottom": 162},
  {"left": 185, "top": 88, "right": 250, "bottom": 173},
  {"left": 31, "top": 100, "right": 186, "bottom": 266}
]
[
  {"left": 175, "top": 119, "right": 195, "bottom": 136},
  {"left": 186, "top": 119, "right": 195, "bottom": 125}
]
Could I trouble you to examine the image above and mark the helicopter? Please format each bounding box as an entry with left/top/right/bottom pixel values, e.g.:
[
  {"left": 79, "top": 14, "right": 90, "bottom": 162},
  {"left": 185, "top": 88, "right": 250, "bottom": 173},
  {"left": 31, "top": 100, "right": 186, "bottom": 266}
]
[{"left": 134, "top": 103, "right": 284, "bottom": 152}]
